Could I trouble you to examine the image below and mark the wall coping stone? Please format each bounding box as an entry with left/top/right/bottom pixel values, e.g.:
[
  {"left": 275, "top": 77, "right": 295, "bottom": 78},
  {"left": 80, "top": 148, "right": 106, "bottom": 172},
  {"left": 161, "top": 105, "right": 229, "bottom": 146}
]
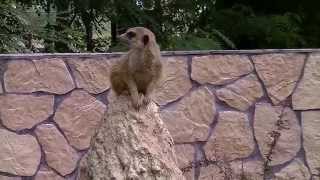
[{"left": 0, "top": 49, "right": 320, "bottom": 60}]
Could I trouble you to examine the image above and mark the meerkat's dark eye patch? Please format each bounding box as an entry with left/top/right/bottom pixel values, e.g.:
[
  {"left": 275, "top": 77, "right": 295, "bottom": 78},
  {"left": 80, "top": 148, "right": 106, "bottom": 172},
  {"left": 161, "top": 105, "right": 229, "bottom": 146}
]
[
  {"left": 126, "top": 31, "right": 136, "bottom": 39},
  {"left": 143, "top": 35, "right": 149, "bottom": 45}
]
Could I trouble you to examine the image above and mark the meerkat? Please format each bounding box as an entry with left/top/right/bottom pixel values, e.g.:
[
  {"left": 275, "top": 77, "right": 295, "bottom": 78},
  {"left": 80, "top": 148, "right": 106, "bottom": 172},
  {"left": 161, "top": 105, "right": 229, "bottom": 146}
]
[{"left": 110, "top": 27, "right": 162, "bottom": 109}]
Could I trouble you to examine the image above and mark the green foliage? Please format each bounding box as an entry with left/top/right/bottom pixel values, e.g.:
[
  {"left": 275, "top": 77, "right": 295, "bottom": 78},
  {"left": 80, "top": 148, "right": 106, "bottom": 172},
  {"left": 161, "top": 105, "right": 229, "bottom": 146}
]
[
  {"left": 0, "top": 0, "right": 320, "bottom": 53},
  {"left": 0, "top": 2, "right": 28, "bottom": 52},
  {"left": 169, "top": 34, "right": 223, "bottom": 50}
]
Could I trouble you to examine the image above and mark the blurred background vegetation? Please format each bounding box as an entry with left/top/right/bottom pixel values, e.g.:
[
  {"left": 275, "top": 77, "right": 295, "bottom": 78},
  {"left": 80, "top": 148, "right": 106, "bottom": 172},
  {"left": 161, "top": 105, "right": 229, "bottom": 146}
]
[{"left": 0, "top": 0, "right": 319, "bottom": 53}]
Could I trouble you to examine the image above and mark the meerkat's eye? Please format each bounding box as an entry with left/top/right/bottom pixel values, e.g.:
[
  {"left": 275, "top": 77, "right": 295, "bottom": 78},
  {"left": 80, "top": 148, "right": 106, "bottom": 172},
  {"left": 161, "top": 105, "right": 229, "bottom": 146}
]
[{"left": 126, "top": 31, "right": 136, "bottom": 39}]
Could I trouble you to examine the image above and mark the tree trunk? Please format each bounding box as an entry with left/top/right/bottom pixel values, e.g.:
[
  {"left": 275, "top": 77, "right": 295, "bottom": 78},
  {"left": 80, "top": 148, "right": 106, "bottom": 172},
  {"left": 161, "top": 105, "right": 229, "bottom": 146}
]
[
  {"left": 81, "top": 9, "right": 94, "bottom": 52},
  {"left": 55, "top": 0, "right": 71, "bottom": 52},
  {"left": 111, "top": 21, "right": 117, "bottom": 47}
]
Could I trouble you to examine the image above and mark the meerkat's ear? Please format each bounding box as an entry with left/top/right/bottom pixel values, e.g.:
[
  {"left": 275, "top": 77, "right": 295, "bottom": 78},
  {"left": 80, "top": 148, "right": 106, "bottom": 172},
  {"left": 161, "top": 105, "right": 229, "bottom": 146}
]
[{"left": 143, "top": 35, "right": 149, "bottom": 45}]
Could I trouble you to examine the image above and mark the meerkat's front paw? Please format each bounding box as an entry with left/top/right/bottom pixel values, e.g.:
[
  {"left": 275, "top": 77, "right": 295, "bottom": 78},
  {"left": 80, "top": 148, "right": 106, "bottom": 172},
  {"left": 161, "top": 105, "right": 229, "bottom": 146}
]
[
  {"left": 142, "top": 95, "right": 151, "bottom": 105},
  {"left": 132, "top": 94, "right": 144, "bottom": 110}
]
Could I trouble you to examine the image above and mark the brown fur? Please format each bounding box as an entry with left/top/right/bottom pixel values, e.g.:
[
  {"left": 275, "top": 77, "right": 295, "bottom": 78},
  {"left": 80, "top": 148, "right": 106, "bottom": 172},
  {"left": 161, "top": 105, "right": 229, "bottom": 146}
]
[{"left": 110, "top": 27, "right": 162, "bottom": 109}]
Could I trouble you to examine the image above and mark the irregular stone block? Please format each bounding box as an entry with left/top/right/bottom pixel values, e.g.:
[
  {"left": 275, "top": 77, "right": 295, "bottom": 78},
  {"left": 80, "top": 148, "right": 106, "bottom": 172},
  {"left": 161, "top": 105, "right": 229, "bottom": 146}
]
[
  {"left": 68, "top": 58, "right": 116, "bottom": 94},
  {"left": 0, "top": 129, "right": 41, "bottom": 176},
  {"left": 34, "top": 167, "right": 64, "bottom": 180},
  {"left": 0, "top": 175, "right": 21, "bottom": 180},
  {"left": 4, "top": 59, "right": 75, "bottom": 94},
  {"left": 230, "top": 160, "right": 264, "bottom": 180},
  {"left": 301, "top": 111, "right": 320, "bottom": 175},
  {"left": 191, "top": 55, "right": 253, "bottom": 85},
  {"left": 293, "top": 53, "right": 320, "bottom": 110},
  {"left": 174, "top": 144, "right": 194, "bottom": 169},
  {"left": 0, "top": 94, "right": 54, "bottom": 131},
  {"left": 254, "top": 103, "right": 301, "bottom": 165},
  {"left": 216, "top": 74, "right": 263, "bottom": 111},
  {"left": 153, "top": 56, "right": 192, "bottom": 105},
  {"left": 175, "top": 87, "right": 216, "bottom": 125},
  {"left": 0, "top": 83, "right": 3, "bottom": 94},
  {"left": 199, "top": 160, "right": 263, "bottom": 180},
  {"left": 35, "top": 124, "right": 78, "bottom": 176},
  {"left": 252, "top": 53, "right": 305, "bottom": 104},
  {"left": 160, "top": 87, "right": 215, "bottom": 142},
  {"left": 161, "top": 111, "right": 209, "bottom": 143},
  {"left": 54, "top": 90, "right": 106, "bottom": 150},
  {"left": 199, "top": 165, "right": 225, "bottom": 180},
  {"left": 205, "top": 111, "right": 255, "bottom": 161},
  {"left": 274, "top": 159, "right": 310, "bottom": 180}
]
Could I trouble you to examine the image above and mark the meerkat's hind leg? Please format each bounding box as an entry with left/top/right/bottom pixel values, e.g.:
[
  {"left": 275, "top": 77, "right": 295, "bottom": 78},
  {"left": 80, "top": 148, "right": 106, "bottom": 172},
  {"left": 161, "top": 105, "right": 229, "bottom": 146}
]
[{"left": 110, "top": 70, "right": 127, "bottom": 96}]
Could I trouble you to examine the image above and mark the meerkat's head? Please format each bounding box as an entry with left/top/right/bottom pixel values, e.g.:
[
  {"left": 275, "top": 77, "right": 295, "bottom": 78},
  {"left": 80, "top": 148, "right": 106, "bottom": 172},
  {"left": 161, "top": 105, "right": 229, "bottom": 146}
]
[{"left": 118, "top": 27, "right": 156, "bottom": 49}]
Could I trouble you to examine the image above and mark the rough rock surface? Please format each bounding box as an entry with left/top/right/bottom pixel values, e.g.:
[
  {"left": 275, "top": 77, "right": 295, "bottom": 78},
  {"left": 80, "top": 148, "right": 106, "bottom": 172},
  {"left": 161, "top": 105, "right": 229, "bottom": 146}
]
[
  {"left": 35, "top": 124, "right": 78, "bottom": 176},
  {"left": 160, "top": 87, "right": 215, "bottom": 142},
  {"left": 301, "top": 111, "right": 320, "bottom": 175},
  {"left": 0, "top": 176, "right": 21, "bottom": 180},
  {"left": 252, "top": 53, "right": 305, "bottom": 104},
  {"left": 79, "top": 94, "right": 185, "bottom": 180},
  {"left": 34, "top": 167, "right": 64, "bottom": 180},
  {"left": 205, "top": 111, "right": 255, "bottom": 161},
  {"left": 254, "top": 103, "right": 301, "bottom": 165},
  {"left": 216, "top": 74, "right": 263, "bottom": 111},
  {"left": 292, "top": 53, "right": 320, "bottom": 110},
  {"left": 174, "top": 144, "right": 194, "bottom": 169},
  {"left": 0, "top": 129, "right": 41, "bottom": 176},
  {"left": 4, "top": 59, "right": 75, "bottom": 94},
  {"left": 68, "top": 58, "right": 115, "bottom": 94},
  {"left": 0, "top": 94, "right": 53, "bottom": 131},
  {"left": 153, "top": 56, "right": 192, "bottom": 105},
  {"left": 54, "top": 90, "right": 106, "bottom": 150},
  {"left": 161, "top": 111, "right": 209, "bottom": 143},
  {"left": 274, "top": 159, "right": 311, "bottom": 180},
  {"left": 191, "top": 55, "right": 253, "bottom": 85}
]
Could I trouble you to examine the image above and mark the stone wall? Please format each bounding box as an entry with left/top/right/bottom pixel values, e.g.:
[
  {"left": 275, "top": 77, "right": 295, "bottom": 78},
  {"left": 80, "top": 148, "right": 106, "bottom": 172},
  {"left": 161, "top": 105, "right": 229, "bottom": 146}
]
[{"left": 0, "top": 50, "right": 319, "bottom": 180}]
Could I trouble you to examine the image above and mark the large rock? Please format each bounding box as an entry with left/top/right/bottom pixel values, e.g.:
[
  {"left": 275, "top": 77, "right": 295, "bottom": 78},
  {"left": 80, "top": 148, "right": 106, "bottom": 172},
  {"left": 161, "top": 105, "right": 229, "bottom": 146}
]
[
  {"left": 191, "top": 55, "right": 253, "bottom": 85},
  {"left": 174, "top": 144, "right": 194, "bottom": 169},
  {"left": 252, "top": 53, "right": 305, "bottom": 104},
  {"left": 274, "top": 159, "right": 310, "bottom": 180},
  {"left": 68, "top": 58, "right": 116, "bottom": 94},
  {"left": 153, "top": 56, "right": 192, "bottom": 105},
  {"left": 54, "top": 90, "right": 106, "bottom": 150},
  {"left": 204, "top": 111, "right": 255, "bottom": 161},
  {"left": 35, "top": 124, "right": 78, "bottom": 176},
  {"left": 4, "top": 59, "right": 75, "bottom": 94},
  {"left": 301, "top": 111, "right": 320, "bottom": 175},
  {"left": 0, "top": 94, "right": 54, "bottom": 131},
  {"left": 34, "top": 167, "right": 64, "bottom": 180},
  {"left": 292, "top": 53, "right": 320, "bottom": 110},
  {"left": 216, "top": 74, "right": 264, "bottom": 111},
  {"left": 254, "top": 103, "right": 301, "bottom": 165},
  {"left": 0, "top": 129, "right": 41, "bottom": 176},
  {"left": 79, "top": 94, "right": 185, "bottom": 180},
  {"left": 160, "top": 87, "right": 215, "bottom": 142}
]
